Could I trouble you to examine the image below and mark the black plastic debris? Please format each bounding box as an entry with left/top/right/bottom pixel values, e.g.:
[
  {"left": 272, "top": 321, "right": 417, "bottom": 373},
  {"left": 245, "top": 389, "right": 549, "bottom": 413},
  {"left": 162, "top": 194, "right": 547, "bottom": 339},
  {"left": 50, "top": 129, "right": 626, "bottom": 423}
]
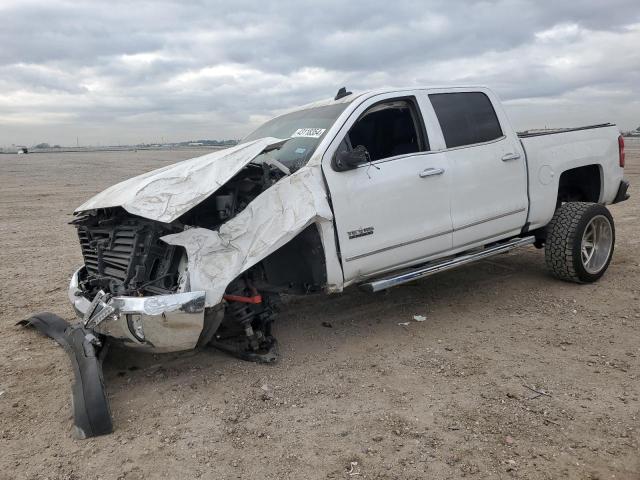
[{"left": 17, "top": 313, "right": 113, "bottom": 438}]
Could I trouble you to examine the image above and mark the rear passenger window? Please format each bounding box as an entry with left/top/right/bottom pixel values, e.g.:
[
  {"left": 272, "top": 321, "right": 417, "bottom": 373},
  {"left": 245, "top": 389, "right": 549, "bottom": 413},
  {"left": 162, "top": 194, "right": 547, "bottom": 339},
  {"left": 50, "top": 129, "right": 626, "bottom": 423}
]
[{"left": 429, "top": 92, "right": 503, "bottom": 148}]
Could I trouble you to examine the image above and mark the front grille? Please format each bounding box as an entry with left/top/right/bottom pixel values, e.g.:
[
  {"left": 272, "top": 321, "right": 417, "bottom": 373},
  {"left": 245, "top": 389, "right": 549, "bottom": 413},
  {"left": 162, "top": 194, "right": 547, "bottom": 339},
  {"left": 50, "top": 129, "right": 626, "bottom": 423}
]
[
  {"left": 74, "top": 211, "right": 182, "bottom": 296},
  {"left": 78, "top": 225, "right": 138, "bottom": 281}
]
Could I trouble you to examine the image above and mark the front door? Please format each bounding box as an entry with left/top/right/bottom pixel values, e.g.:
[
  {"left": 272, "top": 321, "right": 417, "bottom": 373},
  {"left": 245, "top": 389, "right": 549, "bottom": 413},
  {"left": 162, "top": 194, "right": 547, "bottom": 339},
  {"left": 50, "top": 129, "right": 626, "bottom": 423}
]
[{"left": 322, "top": 94, "right": 453, "bottom": 282}]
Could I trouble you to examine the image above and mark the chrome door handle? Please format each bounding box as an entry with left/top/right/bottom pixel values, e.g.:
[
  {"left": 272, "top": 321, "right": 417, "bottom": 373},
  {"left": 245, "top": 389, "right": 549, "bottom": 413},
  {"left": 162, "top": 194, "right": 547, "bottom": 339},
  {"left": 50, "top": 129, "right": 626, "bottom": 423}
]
[
  {"left": 419, "top": 167, "right": 445, "bottom": 178},
  {"left": 502, "top": 152, "right": 521, "bottom": 162}
]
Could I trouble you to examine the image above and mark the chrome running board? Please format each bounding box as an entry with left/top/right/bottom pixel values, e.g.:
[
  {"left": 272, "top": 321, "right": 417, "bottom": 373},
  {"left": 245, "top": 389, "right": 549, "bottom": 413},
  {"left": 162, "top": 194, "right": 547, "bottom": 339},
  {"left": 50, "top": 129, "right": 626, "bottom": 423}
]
[{"left": 360, "top": 236, "right": 536, "bottom": 292}]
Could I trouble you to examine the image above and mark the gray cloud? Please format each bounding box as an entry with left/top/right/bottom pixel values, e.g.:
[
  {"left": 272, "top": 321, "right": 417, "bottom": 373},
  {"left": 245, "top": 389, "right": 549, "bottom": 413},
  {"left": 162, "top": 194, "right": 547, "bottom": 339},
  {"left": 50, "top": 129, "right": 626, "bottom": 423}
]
[{"left": 1, "top": 0, "right": 639, "bottom": 146}]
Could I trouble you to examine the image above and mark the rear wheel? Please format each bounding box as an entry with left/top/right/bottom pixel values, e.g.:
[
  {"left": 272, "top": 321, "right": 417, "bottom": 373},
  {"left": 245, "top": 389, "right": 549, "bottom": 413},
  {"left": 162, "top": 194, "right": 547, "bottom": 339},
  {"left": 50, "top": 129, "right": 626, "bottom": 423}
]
[{"left": 545, "top": 202, "right": 615, "bottom": 283}]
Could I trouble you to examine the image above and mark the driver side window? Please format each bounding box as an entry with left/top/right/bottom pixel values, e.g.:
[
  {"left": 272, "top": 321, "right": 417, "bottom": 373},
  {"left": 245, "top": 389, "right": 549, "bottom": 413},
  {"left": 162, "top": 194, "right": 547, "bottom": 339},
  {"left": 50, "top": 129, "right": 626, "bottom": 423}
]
[{"left": 345, "top": 98, "right": 428, "bottom": 163}]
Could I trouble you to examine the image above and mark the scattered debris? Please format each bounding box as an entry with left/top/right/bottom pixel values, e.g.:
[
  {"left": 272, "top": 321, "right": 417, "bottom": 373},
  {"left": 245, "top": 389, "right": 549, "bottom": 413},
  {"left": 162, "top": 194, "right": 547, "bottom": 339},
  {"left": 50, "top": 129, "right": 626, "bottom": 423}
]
[
  {"left": 397, "top": 322, "right": 410, "bottom": 327},
  {"left": 413, "top": 315, "right": 427, "bottom": 322},
  {"left": 522, "top": 384, "right": 552, "bottom": 399},
  {"left": 516, "top": 374, "right": 552, "bottom": 399},
  {"left": 260, "top": 384, "right": 274, "bottom": 401},
  {"left": 505, "top": 435, "right": 515, "bottom": 445},
  {"left": 347, "top": 461, "right": 361, "bottom": 476}
]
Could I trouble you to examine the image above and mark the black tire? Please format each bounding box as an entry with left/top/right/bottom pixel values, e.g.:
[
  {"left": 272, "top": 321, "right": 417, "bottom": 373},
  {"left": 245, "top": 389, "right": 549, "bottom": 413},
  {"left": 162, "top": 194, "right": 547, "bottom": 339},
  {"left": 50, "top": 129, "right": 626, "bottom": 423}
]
[{"left": 544, "top": 202, "right": 615, "bottom": 283}]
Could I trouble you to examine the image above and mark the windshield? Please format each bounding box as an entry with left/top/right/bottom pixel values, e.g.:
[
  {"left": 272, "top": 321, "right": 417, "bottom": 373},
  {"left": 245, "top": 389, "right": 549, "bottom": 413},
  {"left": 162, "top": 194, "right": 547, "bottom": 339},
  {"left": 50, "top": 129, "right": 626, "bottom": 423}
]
[{"left": 243, "top": 103, "right": 350, "bottom": 172}]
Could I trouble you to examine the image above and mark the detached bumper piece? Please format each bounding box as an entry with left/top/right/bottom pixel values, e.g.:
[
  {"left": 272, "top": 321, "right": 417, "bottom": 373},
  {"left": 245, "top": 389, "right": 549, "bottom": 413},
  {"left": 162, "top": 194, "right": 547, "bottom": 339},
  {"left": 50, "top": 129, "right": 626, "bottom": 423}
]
[
  {"left": 17, "top": 313, "right": 112, "bottom": 439},
  {"left": 612, "top": 179, "right": 630, "bottom": 204}
]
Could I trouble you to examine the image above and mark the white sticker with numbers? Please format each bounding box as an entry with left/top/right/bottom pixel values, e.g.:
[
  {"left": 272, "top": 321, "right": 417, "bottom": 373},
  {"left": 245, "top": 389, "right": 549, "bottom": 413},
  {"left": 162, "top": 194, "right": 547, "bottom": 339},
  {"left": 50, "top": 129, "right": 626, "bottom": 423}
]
[{"left": 291, "top": 128, "right": 326, "bottom": 138}]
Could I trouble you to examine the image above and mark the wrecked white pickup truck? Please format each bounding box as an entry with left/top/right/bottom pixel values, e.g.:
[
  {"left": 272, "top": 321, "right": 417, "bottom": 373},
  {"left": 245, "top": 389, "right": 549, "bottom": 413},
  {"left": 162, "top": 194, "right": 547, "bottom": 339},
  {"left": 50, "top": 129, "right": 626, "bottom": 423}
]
[
  {"left": 21, "top": 86, "right": 629, "bottom": 437},
  {"left": 70, "top": 85, "right": 629, "bottom": 359}
]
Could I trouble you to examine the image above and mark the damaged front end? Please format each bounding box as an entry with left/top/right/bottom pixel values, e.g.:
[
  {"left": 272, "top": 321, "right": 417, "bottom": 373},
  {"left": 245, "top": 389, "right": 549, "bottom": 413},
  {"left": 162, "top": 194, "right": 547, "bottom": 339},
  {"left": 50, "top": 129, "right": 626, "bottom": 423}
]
[
  {"left": 20, "top": 104, "right": 348, "bottom": 438},
  {"left": 69, "top": 155, "right": 290, "bottom": 356},
  {"left": 61, "top": 120, "right": 341, "bottom": 361},
  {"left": 68, "top": 208, "right": 208, "bottom": 352}
]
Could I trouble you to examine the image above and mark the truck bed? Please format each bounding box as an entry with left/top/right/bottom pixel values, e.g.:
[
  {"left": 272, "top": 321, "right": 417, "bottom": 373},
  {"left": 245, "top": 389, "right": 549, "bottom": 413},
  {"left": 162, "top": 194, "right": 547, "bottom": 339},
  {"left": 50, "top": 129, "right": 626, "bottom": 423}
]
[
  {"left": 518, "top": 123, "right": 615, "bottom": 138},
  {"left": 518, "top": 123, "right": 623, "bottom": 231}
]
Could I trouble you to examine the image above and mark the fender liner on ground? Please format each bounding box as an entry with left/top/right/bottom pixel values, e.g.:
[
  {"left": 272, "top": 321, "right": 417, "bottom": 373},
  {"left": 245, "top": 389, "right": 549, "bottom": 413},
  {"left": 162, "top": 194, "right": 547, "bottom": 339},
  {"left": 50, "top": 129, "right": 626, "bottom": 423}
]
[{"left": 17, "top": 313, "right": 113, "bottom": 438}]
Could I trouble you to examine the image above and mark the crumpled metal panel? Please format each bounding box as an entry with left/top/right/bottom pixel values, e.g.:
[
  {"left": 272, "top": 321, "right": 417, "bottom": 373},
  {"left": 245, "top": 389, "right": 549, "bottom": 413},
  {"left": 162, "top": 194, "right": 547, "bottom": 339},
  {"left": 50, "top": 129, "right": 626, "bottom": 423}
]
[
  {"left": 161, "top": 165, "right": 334, "bottom": 306},
  {"left": 74, "top": 137, "right": 283, "bottom": 223}
]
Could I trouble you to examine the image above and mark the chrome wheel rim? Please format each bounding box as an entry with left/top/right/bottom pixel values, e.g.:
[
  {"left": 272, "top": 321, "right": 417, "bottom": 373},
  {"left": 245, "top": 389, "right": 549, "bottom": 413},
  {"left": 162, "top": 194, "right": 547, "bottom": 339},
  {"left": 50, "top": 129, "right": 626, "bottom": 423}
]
[{"left": 581, "top": 215, "right": 613, "bottom": 274}]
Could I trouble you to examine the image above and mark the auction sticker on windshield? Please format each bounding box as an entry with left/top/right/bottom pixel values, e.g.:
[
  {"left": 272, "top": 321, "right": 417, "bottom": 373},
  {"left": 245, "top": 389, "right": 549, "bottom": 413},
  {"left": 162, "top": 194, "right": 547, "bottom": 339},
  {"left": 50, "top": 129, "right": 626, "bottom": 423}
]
[{"left": 292, "top": 128, "right": 326, "bottom": 138}]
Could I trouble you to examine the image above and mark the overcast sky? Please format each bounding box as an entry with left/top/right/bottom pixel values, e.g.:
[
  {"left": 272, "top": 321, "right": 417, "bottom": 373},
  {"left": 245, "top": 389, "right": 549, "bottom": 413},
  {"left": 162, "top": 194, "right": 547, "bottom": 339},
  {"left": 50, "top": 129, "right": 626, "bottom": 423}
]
[{"left": 1, "top": 0, "right": 639, "bottom": 146}]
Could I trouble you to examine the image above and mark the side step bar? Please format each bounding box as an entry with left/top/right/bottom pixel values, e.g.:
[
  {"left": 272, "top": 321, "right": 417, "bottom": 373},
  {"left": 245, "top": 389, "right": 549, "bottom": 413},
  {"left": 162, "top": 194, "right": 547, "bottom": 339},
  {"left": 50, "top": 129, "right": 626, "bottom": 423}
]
[{"left": 360, "top": 236, "right": 536, "bottom": 292}]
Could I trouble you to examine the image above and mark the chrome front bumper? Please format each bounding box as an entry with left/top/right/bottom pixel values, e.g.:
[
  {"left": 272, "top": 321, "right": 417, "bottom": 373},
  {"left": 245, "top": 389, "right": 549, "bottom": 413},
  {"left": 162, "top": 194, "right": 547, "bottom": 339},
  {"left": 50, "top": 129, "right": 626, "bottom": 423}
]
[{"left": 68, "top": 267, "right": 206, "bottom": 352}]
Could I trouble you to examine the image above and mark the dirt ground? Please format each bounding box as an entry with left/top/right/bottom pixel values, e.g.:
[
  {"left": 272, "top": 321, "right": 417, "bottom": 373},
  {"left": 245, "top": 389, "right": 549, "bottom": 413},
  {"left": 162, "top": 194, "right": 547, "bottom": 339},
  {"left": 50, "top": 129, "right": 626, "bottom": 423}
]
[{"left": 1, "top": 141, "right": 638, "bottom": 480}]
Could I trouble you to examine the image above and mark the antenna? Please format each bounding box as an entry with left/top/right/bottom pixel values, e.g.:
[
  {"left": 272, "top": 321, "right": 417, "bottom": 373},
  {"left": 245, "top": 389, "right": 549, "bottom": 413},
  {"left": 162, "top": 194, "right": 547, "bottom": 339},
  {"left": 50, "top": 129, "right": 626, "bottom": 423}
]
[{"left": 334, "top": 87, "right": 352, "bottom": 100}]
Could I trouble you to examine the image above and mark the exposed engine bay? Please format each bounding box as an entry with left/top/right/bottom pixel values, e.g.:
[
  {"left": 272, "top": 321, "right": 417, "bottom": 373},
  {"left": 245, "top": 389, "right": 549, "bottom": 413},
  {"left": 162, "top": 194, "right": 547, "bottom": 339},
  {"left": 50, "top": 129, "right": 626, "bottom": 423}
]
[{"left": 70, "top": 161, "right": 327, "bottom": 363}]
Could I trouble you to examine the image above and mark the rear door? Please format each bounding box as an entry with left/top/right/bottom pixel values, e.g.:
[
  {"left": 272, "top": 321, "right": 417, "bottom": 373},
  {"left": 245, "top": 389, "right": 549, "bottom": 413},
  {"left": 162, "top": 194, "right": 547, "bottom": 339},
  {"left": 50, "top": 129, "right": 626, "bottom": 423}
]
[
  {"left": 322, "top": 92, "right": 453, "bottom": 282},
  {"left": 427, "top": 90, "right": 528, "bottom": 248}
]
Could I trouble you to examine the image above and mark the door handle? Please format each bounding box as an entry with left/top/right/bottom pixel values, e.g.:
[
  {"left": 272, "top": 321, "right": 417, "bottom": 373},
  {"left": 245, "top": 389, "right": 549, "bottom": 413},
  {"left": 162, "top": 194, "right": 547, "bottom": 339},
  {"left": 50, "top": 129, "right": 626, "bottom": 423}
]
[
  {"left": 501, "top": 152, "right": 521, "bottom": 162},
  {"left": 419, "top": 167, "right": 445, "bottom": 178}
]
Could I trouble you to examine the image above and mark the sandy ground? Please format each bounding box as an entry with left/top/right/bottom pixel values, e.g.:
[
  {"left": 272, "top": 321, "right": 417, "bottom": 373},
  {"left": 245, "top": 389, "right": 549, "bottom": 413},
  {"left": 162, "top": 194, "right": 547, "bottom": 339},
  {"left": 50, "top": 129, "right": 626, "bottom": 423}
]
[{"left": 1, "top": 141, "right": 638, "bottom": 480}]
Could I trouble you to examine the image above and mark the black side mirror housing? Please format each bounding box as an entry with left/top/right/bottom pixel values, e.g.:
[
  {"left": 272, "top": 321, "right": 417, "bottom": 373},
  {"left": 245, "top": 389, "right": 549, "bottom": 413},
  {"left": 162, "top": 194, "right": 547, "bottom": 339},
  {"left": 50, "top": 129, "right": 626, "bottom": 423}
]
[{"left": 332, "top": 146, "right": 370, "bottom": 172}]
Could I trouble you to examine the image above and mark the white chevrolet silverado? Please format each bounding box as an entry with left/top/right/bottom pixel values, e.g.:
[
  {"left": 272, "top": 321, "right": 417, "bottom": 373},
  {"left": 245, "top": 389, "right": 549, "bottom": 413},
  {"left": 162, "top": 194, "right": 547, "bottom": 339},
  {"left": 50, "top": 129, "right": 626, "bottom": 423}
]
[{"left": 65, "top": 86, "right": 630, "bottom": 362}]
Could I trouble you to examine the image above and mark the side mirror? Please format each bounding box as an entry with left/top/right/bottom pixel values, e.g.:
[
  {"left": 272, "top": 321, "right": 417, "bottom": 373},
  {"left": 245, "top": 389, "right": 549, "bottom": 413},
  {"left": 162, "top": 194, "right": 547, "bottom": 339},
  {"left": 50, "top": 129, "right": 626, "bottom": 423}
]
[{"left": 332, "top": 145, "right": 371, "bottom": 172}]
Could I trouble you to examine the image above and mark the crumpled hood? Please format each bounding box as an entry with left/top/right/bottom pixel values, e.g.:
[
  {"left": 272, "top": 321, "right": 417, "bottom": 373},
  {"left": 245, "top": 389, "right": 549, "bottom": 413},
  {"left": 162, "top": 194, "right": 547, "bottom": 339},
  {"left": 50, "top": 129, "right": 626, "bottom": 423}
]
[{"left": 74, "top": 137, "right": 284, "bottom": 223}]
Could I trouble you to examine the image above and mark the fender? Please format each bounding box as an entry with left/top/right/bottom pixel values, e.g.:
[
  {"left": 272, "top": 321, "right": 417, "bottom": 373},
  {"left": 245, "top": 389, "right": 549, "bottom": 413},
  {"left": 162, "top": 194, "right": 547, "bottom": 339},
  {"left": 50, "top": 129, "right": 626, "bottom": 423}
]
[{"left": 162, "top": 165, "right": 344, "bottom": 307}]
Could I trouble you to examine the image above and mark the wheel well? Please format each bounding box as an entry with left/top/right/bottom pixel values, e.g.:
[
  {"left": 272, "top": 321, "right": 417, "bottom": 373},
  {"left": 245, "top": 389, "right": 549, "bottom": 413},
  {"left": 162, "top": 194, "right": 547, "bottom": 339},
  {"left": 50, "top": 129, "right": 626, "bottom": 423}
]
[
  {"left": 557, "top": 165, "right": 601, "bottom": 205},
  {"left": 253, "top": 224, "right": 327, "bottom": 295}
]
